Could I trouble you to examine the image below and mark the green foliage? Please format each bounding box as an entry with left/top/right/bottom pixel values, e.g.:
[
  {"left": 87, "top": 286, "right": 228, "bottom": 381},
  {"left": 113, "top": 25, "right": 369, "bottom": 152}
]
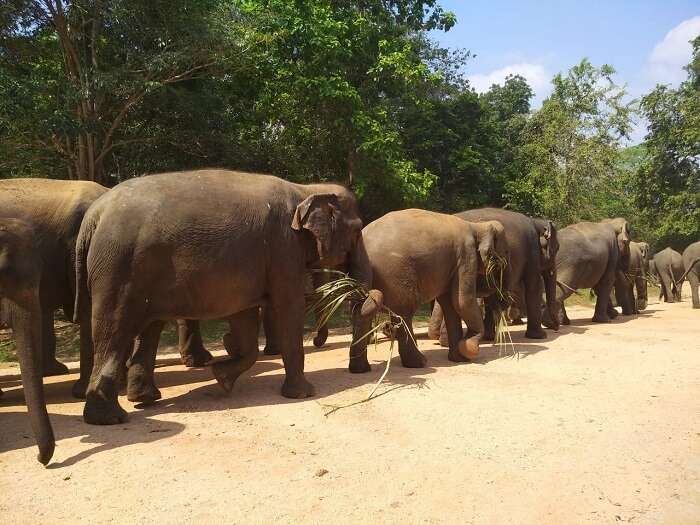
[
  {"left": 506, "top": 59, "right": 635, "bottom": 226},
  {"left": 0, "top": 2, "right": 694, "bottom": 249},
  {"left": 634, "top": 37, "right": 700, "bottom": 251}
]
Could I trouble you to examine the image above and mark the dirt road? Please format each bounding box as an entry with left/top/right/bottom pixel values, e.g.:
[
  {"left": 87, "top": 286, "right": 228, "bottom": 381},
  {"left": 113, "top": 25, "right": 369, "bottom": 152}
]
[{"left": 1, "top": 298, "right": 699, "bottom": 524}]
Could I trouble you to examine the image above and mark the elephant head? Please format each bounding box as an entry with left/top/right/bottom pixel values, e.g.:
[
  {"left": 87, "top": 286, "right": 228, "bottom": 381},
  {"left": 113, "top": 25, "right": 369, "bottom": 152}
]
[
  {"left": 604, "top": 218, "right": 631, "bottom": 259},
  {"left": 636, "top": 241, "right": 650, "bottom": 261},
  {"left": 474, "top": 220, "right": 508, "bottom": 267},
  {"left": 533, "top": 218, "right": 560, "bottom": 330},
  {"left": 292, "top": 192, "right": 362, "bottom": 268},
  {"left": 0, "top": 218, "right": 55, "bottom": 465},
  {"left": 294, "top": 186, "right": 383, "bottom": 320},
  {"left": 538, "top": 220, "right": 558, "bottom": 269}
]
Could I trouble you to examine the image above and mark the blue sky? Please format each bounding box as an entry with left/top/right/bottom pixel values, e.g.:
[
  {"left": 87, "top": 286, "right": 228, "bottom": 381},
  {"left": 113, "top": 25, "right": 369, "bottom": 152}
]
[{"left": 431, "top": 1, "right": 700, "bottom": 141}]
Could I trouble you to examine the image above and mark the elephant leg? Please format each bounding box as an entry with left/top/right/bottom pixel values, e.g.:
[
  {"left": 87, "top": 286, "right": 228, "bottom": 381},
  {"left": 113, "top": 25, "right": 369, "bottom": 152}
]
[
  {"left": 83, "top": 295, "right": 141, "bottom": 425},
  {"left": 523, "top": 269, "right": 546, "bottom": 339},
  {"left": 437, "top": 294, "right": 465, "bottom": 362},
  {"left": 428, "top": 301, "right": 451, "bottom": 347},
  {"left": 396, "top": 313, "right": 427, "bottom": 368},
  {"left": 71, "top": 307, "right": 93, "bottom": 399},
  {"left": 178, "top": 319, "right": 212, "bottom": 367},
  {"left": 451, "top": 272, "right": 483, "bottom": 361},
  {"left": 349, "top": 299, "right": 374, "bottom": 373},
  {"left": 126, "top": 320, "right": 164, "bottom": 404},
  {"left": 41, "top": 309, "right": 68, "bottom": 376},
  {"left": 674, "top": 281, "right": 682, "bottom": 302},
  {"left": 660, "top": 272, "right": 674, "bottom": 303},
  {"left": 212, "top": 308, "right": 260, "bottom": 393},
  {"left": 427, "top": 301, "right": 443, "bottom": 340},
  {"left": 688, "top": 272, "right": 700, "bottom": 308},
  {"left": 266, "top": 292, "right": 314, "bottom": 399},
  {"left": 615, "top": 273, "right": 635, "bottom": 316},
  {"left": 262, "top": 307, "right": 281, "bottom": 356},
  {"left": 592, "top": 276, "right": 615, "bottom": 323},
  {"left": 635, "top": 276, "right": 647, "bottom": 311},
  {"left": 560, "top": 304, "right": 571, "bottom": 325}
]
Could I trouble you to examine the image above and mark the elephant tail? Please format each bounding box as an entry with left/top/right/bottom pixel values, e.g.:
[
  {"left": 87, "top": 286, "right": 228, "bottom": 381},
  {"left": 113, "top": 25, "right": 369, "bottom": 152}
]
[
  {"left": 73, "top": 211, "right": 99, "bottom": 324},
  {"left": 678, "top": 257, "right": 700, "bottom": 284}
]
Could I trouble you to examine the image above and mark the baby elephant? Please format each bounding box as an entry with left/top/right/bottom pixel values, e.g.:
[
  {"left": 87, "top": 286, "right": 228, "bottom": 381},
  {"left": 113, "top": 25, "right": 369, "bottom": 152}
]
[{"left": 349, "top": 209, "right": 508, "bottom": 373}]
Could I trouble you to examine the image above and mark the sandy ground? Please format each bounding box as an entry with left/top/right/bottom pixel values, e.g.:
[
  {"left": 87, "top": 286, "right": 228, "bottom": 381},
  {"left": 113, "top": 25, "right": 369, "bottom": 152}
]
[{"left": 1, "top": 296, "right": 699, "bottom": 524}]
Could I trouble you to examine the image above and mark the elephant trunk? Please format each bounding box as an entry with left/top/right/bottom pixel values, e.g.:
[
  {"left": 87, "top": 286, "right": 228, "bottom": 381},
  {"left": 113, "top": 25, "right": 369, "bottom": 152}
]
[
  {"left": 6, "top": 295, "right": 55, "bottom": 465},
  {"left": 543, "top": 268, "right": 560, "bottom": 330}
]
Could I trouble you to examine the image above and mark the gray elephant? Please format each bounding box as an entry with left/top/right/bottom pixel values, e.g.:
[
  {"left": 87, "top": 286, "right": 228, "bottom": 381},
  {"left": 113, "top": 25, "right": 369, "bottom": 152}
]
[
  {"left": 680, "top": 241, "right": 700, "bottom": 308},
  {"left": 74, "top": 169, "right": 378, "bottom": 425},
  {"left": 349, "top": 209, "right": 508, "bottom": 373},
  {"left": 651, "top": 248, "right": 685, "bottom": 302},
  {"left": 0, "top": 179, "right": 107, "bottom": 385},
  {"left": 614, "top": 241, "right": 650, "bottom": 314},
  {"left": 428, "top": 209, "right": 559, "bottom": 344},
  {"left": 545, "top": 218, "right": 631, "bottom": 325},
  {"left": 0, "top": 218, "right": 57, "bottom": 464}
]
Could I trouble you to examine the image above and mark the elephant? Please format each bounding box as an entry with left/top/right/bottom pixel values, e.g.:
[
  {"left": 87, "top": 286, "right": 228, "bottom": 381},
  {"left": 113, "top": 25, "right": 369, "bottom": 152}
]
[
  {"left": 428, "top": 209, "right": 559, "bottom": 344},
  {"left": 0, "top": 218, "right": 57, "bottom": 464},
  {"left": 680, "top": 241, "right": 700, "bottom": 308},
  {"left": 651, "top": 248, "right": 685, "bottom": 302},
  {"left": 544, "top": 218, "right": 631, "bottom": 325},
  {"left": 0, "top": 178, "right": 107, "bottom": 384},
  {"left": 348, "top": 208, "right": 508, "bottom": 373},
  {"left": 74, "top": 169, "right": 379, "bottom": 425},
  {"left": 614, "top": 241, "right": 650, "bottom": 314}
]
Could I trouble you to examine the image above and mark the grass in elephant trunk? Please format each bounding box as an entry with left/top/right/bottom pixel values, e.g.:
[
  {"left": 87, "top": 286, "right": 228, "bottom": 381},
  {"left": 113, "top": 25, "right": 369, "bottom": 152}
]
[
  {"left": 484, "top": 253, "right": 517, "bottom": 358},
  {"left": 306, "top": 271, "right": 416, "bottom": 416}
]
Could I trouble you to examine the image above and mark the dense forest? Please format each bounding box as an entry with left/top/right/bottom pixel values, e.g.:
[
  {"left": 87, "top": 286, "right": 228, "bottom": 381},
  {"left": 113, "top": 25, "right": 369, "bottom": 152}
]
[{"left": 1, "top": 1, "right": 698, "bottom": 250}]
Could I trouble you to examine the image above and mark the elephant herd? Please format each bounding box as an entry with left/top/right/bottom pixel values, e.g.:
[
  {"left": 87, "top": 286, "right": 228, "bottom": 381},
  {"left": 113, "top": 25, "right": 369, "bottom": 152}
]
[{"left": 0, "top": 171, "right": 698, "bottom": 466}]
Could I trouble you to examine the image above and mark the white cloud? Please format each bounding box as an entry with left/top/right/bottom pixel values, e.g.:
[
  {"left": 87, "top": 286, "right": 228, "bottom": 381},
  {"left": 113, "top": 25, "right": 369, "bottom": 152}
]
[
  {"left": 468, "top": 62, "right": 551, "bottom": 104},
  {"left": 646, "top": 16, "right": 700, "bottom": 86}
]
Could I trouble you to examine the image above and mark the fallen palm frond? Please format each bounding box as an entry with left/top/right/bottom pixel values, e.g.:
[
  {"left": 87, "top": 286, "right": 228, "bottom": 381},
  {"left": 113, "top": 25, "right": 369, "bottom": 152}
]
[{"left": 305, "top": 273, "right": 417, "bottom": 416}]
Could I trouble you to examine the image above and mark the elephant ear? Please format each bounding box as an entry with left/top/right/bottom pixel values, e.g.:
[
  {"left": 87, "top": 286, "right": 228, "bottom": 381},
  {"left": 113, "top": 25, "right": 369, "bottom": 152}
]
[{"left": 291, "top": 193, "right": 339, "bottom": 261}]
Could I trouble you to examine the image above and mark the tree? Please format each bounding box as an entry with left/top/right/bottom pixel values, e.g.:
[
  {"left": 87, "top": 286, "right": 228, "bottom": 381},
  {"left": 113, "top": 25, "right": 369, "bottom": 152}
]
[
  {"left": 635, "top": 36, "right": 700, "bottom": 250},
  {"left": 506, "top": 59, "right": 634, "bottom": 226},
  {"left": 0, "top": 0, "right": 236, "bottom": 184}
]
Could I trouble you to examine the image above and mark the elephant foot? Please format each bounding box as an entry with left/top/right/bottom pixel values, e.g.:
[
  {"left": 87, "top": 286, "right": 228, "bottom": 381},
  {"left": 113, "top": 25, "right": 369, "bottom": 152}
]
[
  {"left": 438, "top": 334, "right": 449, "bottom": 347},
  {"left": 313, "top": 327, "right": 328, "bottom": 348},
  {"left": 621, "top": 308, "right": 634, "bottom": 316},
  {"left": 281, "top": 376, "right": 315, "bottom": 399},
  {"left": 212, "top": 361, "right": 238, "bottom": 393},
  {"left": 37, "top": 441, "right": 55, "bottom": 466},
  {"left": 399, "top": 350, "right": 427, "bottom": 369},
  {"left": 84, "top": 393, "right": 129, "bottom": 425},
  {"left": 263, "top": 344, "right": 281, "bottom": 356},
  {"left": 447, "top": 349, "right": 470, "bottom": 363},
  {"left": 561, "top": 316, "right": 571, "bottom": 325},
  {"left": 591, "top": 313, "right": 610, "bottom": 323},
  {"left": 127, "top": 382, "right": 162, "bottom": 405},
  {"left": 607, "top": 308, "right": 619, "bottom": 319},
  {"left": 349, "top": 358, "right": 371, "bottom": 374},
  {"left": 181, "top": 347, "right": 213, "bottom": 368},
  {"left": 458, "top": 337, "right": 479, "bottom": 360},
  {"left": 427, "top": 326, "right": 441, "bottom": 340},
  {"left": 42, "top": 358, "right": 69, "bottom": 377},
  {"left": 525, "top": 327, "right": 547, "bottom": 339},
  {"left": 71, "top": 378, "right": 88, "bottom": 399},
  {"left": 511, "top": 317, "right": 524, "bottom": 326}
]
